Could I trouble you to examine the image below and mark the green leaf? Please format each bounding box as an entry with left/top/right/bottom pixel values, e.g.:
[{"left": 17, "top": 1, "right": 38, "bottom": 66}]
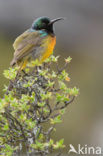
[
  {"left": 60, "top": 109, "right": 65, "bottom": 115},
  {"left": 31, "top": 141, "right": 44, "bottom": 150},
  {"left": 19, "top": 113, "right": 27, "bottom": 122},
  {"left": 38, "top": 102, "right": 45, "bottom": 107},
  {"left": 51, "top": 55, "right": 60, "bottom": 62},
  {"left": 46, "top": 80, "right": 54, "bottom": 87},
  {"left": 45, "top": 55, "right": 59, "bottom": 63},
  {"left": 3, "top": 124, "right": 9, "bottom": 131},
  {"left": 23, "top": 80, "right": 34, "bottom": 88},
  {"left": 50, "top": 115, "right": 62, "bottom": 124},
  {"left": 28, "top": 59, "right": 40, "bottom": 66},
  {"left": 59, "top": 81, "right": 67, "bottom": 90},
  {"left": 51, "top": 71, "right": 57, "bottom": 78},
  {"left": 65, "top": 56, "right": 72, "bottom": 63},
  {"left": 56, "top": 93, "right": 69, "bottom": 102},
  {"left": 53, "top": 139, "right": 65, "bottom": 149},
  {"left": 25, "top": 118, "right": 36, "bottom": 130},
  {"left": 40, "top": 92, "right": 52, "bottom": 100},
  {"left": 38, "top": 69, "right": 48, "bottom": 76},
  {"left": 58, "top": 70, "right": 70, "bottom": 81},
  {"left": 43, "top": 108, "right": 50, "bottom": 113},
  {"left": 3, "top": 67, "right": 19, "bottom": 80},
  {"left": 67, "top": 87, "right": 79, "bottom": 96}
]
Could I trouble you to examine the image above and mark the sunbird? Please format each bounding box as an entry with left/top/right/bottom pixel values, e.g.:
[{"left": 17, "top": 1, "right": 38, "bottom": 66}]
[{"left": 10, "top": 17, "right": 64, "bottom": 70}]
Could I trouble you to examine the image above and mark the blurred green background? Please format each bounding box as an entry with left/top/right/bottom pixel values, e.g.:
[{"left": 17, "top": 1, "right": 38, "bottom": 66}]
[{"left": 0, "top": 0, "right": 103, "bottom": 155}]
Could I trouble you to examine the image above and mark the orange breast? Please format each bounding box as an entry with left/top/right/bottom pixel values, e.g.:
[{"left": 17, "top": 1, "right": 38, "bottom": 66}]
[{"left": 40, "top": 35, "right": 56, "bottom": 63}]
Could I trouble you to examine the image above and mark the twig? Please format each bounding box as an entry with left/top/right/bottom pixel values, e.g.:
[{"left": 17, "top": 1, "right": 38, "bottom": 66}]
[{"left": 55, "top": 96, "right": 75, "bottom": 110}]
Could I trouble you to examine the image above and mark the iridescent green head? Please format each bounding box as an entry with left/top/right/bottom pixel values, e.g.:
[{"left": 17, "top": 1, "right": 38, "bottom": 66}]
[{"left": 32, "top": 17, "right": 64, "bottom": 34}]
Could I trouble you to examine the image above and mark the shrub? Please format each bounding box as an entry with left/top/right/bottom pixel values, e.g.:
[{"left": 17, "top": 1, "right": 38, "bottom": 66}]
[{"left": 0, "top": 55, "right": 79, "bottom": 156}]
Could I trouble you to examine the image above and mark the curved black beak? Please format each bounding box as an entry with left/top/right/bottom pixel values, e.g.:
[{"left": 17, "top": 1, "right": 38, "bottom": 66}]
[{"left": 49, "top": 17, "right": 65, "bottom": 25}]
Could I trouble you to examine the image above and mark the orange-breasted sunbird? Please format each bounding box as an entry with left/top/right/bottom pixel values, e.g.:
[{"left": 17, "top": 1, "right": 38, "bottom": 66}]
[{"left": 10, "top": 17, "right": 64, "bottom": 70}]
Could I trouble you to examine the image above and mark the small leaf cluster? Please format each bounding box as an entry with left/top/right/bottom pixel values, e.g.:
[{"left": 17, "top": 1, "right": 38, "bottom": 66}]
[{"left": 0, "top": 55, "right": 79, "bottom": 156}]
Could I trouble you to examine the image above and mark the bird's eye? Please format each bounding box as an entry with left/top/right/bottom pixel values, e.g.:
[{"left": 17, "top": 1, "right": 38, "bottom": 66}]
[{"left": 42, "top": 23, "right": 46, "bottom": 28}]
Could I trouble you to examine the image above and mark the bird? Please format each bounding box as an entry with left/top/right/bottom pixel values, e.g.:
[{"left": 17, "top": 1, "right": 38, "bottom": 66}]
[{"left": 10, "top": 16, "right": 64, "bottom": 70}]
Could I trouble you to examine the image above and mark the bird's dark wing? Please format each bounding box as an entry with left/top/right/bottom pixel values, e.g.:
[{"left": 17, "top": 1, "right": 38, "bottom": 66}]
[{"left": 11, "top": 30, "right": 42, "bottom": 65}]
